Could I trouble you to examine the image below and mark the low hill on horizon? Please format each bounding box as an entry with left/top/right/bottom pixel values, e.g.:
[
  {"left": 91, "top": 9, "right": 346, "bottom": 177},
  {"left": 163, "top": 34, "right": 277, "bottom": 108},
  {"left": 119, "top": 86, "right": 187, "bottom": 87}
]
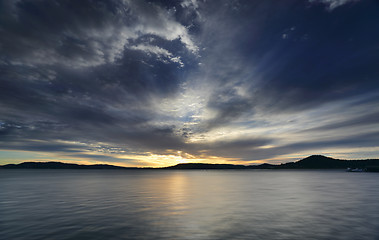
[
  {"left": 279, "top": 155, "right": 379, "bottom": 169},
  {"left": 165, "top": 155, "right": 379, "bottom": 170},
  {"left": 0, "top": 161, "right": 138, "bottom": 170},
  {"left": 1, "top": 155, "right": 379, "bottom": 170},
  {"left": 163, "top": 163, "right": 248, "bottom": 169}
]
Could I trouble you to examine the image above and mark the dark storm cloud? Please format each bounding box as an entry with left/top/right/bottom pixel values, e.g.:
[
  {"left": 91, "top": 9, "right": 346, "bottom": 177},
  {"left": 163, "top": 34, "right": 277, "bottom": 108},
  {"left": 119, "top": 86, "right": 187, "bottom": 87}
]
[
  {"left": 0, "top": 140, "right": 83, "bottom": 153},
  {"left": 204, "top": 93, "right": 252, "bottom": 130},
  {"left": 0, "top": 0, "right": 124, "bottom": 67},
  {"left": 0, "top": 0, "right": 198, "bottom": 64},
  {"left": 1, "top": 0, "right": 378, "bottom": 164},
  {"left": 0, "top": 0, "right": 199, "bottom": 160}
]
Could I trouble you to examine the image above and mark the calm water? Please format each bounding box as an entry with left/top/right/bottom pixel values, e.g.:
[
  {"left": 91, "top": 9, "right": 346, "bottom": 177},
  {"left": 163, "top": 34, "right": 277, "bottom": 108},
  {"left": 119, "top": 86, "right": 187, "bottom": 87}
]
[{"left": 1, "top": 169, "right": 379, "bottom": 240}]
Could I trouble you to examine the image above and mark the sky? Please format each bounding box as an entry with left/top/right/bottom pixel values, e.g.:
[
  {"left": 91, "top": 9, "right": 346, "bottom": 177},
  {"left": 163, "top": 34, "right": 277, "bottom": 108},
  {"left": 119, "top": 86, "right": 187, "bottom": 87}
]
[{"left": 0, "top": 0, "right": 379, "bottom": 167}]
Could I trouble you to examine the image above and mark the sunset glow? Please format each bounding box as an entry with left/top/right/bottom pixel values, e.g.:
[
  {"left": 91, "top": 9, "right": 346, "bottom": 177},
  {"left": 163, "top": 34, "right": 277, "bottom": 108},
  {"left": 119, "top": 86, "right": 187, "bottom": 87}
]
[{"left": 1, "top": 0, "right": 379, "bottom": 167}]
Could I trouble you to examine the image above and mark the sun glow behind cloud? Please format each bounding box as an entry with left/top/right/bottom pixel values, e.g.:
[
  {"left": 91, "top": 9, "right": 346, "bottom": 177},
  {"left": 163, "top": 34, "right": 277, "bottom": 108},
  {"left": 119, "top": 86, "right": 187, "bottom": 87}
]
[{"left": 1, "top": 0, "right": 379, "bottom": 167}]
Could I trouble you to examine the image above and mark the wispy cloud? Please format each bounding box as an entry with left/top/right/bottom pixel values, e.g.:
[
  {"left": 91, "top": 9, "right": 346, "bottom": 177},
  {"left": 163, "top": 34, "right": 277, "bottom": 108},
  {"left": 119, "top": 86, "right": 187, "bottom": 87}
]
[
  {"left": 0, "top": 0, "right": 197, "bottom": 68},
  {"left": 0, "top": 0, "right": 378, "bottom": 166},
  {"left": 309, "top": 0, "right": 360, "bottom": 10},
  {"left": 130, "top": 44, "right": 184, "bottom": 67}
]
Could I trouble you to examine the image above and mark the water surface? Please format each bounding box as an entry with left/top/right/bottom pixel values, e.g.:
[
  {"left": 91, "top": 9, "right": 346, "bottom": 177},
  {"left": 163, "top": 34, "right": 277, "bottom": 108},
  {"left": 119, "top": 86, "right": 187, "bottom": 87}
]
[{"left": 1, "top": 169, "right": 378, "bottom": 239}]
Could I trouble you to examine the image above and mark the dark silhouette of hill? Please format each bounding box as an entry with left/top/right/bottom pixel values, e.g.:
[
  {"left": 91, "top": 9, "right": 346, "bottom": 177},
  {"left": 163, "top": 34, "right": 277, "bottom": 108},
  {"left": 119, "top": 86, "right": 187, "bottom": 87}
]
[
  {"left": 278, "top": 155, "right": 345, "bottom": 169},
  {"left": 278, "top": 155, "right": 379, "bottom": 169},
  {"left": 0, "top": 161, "right": 138, "bottom": 169},
  {"left": 164, "top": 162, "right": 278, "bottom": 170},
  {"left": 1, "top": 155, "right": 379, "bottom": 171},
  {"left": 164, "top": 163, "right": 247, "bottom": 169},
  {"left": 165, "top": 155, "right": 379, "bottom": 170}
]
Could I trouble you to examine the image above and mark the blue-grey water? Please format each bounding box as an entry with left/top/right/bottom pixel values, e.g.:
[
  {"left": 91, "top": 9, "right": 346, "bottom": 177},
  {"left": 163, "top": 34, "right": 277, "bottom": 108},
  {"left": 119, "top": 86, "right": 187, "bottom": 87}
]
[{"left": 1, "top": 169, "right": 379, "bottom": 240}]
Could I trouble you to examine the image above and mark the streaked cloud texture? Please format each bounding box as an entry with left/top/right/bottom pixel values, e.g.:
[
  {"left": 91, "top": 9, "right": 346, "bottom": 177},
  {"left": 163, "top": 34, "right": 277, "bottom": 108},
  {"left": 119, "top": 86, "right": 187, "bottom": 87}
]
[{"left": 1, "top": 0, "right": 378, "bottom": 166}]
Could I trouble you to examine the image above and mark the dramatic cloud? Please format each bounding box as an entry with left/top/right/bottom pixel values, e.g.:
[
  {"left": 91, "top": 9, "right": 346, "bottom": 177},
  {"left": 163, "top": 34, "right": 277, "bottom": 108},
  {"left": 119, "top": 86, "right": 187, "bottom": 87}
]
[
  {"left": 309, "top": 0, "right": 360, "bottom": 10},
  {"left": 0, "top": 0, "right": 378, "bottom": 166},
  {"left": 0, "top": 0, "right": 197, "bottom": 68}
]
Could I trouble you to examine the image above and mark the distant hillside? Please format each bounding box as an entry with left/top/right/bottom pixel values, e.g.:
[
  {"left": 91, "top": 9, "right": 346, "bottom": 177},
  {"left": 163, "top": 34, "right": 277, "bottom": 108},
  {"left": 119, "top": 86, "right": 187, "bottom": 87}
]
[
  {"left": 164, "top": 162, "right": 277, "bottom": 170},
  {"left": 1, "top": 155, "right": 379, "bottom": 171},
  {"left": 165, "top": 155, "right": 379, "bottom": 170},
  {"left": 164, "top": 163, "right": 248, "bottom": 169},
  {"left": 278, "top": 155, "right": 379, "bottom": 169},
  {"left": 0, "top": 161, "right": 137, "bottom": 170}
]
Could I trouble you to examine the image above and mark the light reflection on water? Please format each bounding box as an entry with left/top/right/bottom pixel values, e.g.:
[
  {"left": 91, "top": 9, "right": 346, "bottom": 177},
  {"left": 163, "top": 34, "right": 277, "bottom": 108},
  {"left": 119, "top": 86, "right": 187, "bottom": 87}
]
[{"left": 1, "top": 169, "right": 379, "bottom": 240}]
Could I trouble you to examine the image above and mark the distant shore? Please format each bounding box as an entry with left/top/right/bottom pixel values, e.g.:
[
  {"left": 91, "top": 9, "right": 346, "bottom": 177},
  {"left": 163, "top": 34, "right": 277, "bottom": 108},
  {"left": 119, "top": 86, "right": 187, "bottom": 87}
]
[{"left": 1, "top": 155, "right": 379, "bottom": 172}]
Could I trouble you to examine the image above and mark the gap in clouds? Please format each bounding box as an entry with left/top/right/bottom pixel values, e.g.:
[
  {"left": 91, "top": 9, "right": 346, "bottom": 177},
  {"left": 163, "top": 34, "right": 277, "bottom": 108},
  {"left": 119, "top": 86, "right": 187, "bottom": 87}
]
[{"left": 1, "top": 0, "right": 378, "bottom": 166}]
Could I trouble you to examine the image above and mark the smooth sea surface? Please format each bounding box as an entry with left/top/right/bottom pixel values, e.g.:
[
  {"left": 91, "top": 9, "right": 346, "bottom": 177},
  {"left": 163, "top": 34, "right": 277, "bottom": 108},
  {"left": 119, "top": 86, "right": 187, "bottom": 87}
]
[{"left": 1, "top": 169, "right": 379, "bottom": 240}]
